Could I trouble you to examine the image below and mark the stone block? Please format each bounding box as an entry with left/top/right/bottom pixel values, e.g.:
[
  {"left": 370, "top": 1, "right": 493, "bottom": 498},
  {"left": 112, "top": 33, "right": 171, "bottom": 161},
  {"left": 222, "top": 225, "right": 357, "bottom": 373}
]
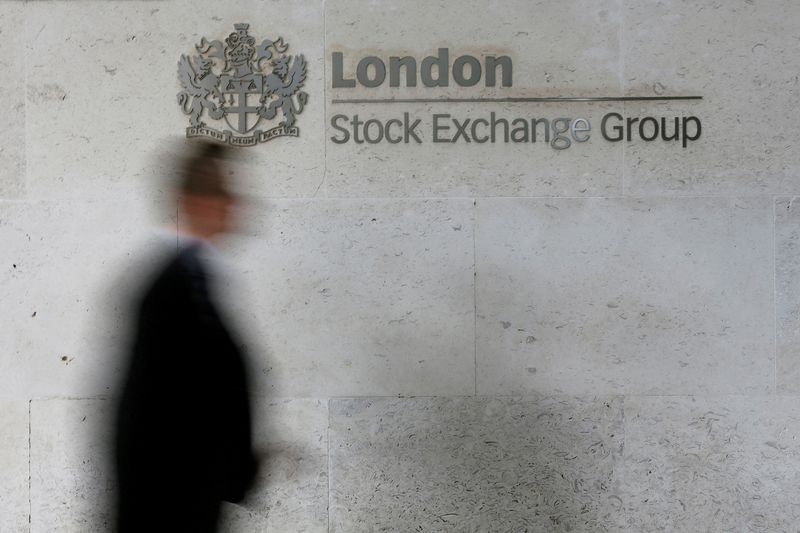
[
  {"left": 0, "top": 198, "right": 167, "bottom": 400},
  {"left": 777, "top": 196, "right": 800, "bottom": 393},
  {"left": 213, "top": 198, "right": 475, "bottom": 396},
  {"left": 476, "top": 197, "right": 774, "bottom": 395},
  {"left": 623, "top": 0, "right": 800, "bottom": 195},
  {"left": 0, "top": 400, "right": 30, "bottom": 533},
  {"left": 329, "top": 395, "right": 625, "bottom": 532},
  {"left": 621, "top": 395, "right": 800, "bottom": 532},
  {"left": 0, "top": 3, "right": 26, "bottom": 199},
  {"left": 30, "top": 399, "right": 115, "bottom": 533},
  {"left": 220, "top": 398, "right": 328, "bottom": 532}
]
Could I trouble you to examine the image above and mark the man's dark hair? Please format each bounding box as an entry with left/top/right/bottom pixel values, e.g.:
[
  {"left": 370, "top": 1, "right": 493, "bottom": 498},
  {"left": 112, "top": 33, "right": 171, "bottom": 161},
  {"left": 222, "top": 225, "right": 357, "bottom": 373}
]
[{"left": 178, "top": 141, "right": 232, "bottom": 197}]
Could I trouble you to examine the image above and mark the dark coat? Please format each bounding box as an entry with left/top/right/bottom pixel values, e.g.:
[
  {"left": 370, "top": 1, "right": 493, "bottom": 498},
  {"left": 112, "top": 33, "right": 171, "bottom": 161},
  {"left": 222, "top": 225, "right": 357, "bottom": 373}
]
[{"left": 115, "top": 242, "right": 256, "bottom": 533}]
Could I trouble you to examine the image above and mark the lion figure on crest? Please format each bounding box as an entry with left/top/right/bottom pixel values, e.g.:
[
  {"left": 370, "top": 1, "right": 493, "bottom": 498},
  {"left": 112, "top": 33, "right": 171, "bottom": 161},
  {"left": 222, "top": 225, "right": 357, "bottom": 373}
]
[
  {"left": 177, "top": 55, "right": 224, "bottom": 127},
  {"left": 259, "top": 54, "right": 308, "bottom": 128}
]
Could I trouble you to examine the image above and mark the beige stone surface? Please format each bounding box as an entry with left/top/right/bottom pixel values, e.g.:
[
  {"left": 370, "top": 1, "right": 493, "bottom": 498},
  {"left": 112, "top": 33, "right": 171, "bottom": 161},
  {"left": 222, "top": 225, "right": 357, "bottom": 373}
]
[
  {"left": 0, "top": 3, "right": 25, "bottom": 199},
  {"left": 621, "top": 395, "right": 800, "bottom": 532},
  {"left": 0, "top": 198, "right": 167, "bottom": 400},
  {"left": 777, "top": 196, "right": 800, "bottom": 393},
  {"left": 476, "top": 196, "right": 774, "bottom": 395},
  {"left": 325, "top": 0, "right": 623, "bottom": 197},
  {"left": 622, "top": 0, "right": 800, "bottom": 195},
  {"left": 329, "top": 395, "right": 625, "bottom": 532},
  {"left": 220, "top": 398, "right": 328, "bottom": 532},
  {"left": 0, "top": 400, "right": 29, "bottom": 533},
  {"left": 30, "top": 399, "right": 115, "bottom": 533},
  {"left": 213, "top": 198, "right": 476, "bottom": 396}
]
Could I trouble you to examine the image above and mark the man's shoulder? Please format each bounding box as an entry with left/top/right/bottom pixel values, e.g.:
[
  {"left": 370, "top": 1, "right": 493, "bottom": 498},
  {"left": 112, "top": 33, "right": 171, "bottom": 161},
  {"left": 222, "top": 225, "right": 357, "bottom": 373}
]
[
  {"left": 134, "top": 245, "right": 200, "bottom": 302},
  {"left": 153, "top": 244, "right": 209, "bottom": 289}
]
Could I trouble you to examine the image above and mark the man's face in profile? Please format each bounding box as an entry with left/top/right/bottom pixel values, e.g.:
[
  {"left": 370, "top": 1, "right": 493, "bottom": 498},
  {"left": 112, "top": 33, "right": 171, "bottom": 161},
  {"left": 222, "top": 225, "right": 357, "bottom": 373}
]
[
  {"left": 184, "top": 193, "right": 236, "bottom": 238},
  {"left": 180, "top": 162, "right": 237, "bottom": 239}
]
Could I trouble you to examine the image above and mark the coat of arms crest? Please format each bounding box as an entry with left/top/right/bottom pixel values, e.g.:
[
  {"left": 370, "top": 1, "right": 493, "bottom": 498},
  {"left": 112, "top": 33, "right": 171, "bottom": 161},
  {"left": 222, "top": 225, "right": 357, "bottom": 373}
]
[{"left": 177, "top": 23, "right": 308, "bottom": 146}]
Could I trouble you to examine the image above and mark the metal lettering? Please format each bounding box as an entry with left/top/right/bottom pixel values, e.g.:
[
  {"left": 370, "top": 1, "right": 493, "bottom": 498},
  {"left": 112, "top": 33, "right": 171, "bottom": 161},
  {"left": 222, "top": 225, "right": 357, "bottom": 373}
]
[
  {"left": 571, "top": 118, "right": 591, "bottom": 142},
  {"left": 389, "top": 56, "right": 417, "bottom": 87},
  {"left": 421, "top": 48, "right": 449, "bottom": 87},
  {"left": 356, "top": 56, "right": 386, "bottom": 88},
  {"left": 332, "top": 52, "right": 356, "bottom": 88},
  {"left": 452, "top": 56, "right": 481, "bottom": 87}
]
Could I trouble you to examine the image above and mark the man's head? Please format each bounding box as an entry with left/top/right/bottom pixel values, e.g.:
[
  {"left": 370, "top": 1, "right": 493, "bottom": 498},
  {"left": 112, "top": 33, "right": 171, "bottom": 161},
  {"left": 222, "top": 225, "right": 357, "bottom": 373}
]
[{"left": 177, "top": 141, "right": 236, "bottom": 240}]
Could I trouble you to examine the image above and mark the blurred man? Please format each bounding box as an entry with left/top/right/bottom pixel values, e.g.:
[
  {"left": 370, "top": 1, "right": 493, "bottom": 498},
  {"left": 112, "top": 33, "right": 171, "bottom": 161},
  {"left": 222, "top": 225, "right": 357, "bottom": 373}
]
[{"left": 115, "top": 142, "right": 257, "bottom": 532}]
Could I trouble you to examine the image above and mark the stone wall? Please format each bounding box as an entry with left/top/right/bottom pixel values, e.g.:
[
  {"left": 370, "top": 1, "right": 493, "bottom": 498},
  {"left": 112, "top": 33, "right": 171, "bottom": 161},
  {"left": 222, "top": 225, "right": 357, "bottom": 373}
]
[{"left": 2, "top": 0, "right": 800, "bottom": 531}]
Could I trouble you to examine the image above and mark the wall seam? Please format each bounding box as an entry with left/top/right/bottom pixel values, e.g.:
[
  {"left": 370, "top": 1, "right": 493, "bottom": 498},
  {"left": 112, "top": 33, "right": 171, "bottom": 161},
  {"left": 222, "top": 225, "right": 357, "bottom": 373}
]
[
  {"left": 324, "top": 1, "right": 331, "bottom": 523},
  {"left": 39, "top": 391, "right": 800, "bottom": 399},
  {"left": 774, "top": 195, "right": 778, "bottom": 394},
  {"left": 321, "top": 0, "right": 328, "bottom": 199},
  {"left": 473, "top": 198, "right": 478, "bottom": 396},
  {"left": 619, "top": 395, "right": 627, "bottom": 528},
  {"left": 248, "top": 194, "right": 783, "bottom": 201},
  {"left": 23, "top": 0, "right": 29, "bottom": 200},
  {"left": 28, "top": 392, "right": 800, "bottom": 401},
  {"left": 327, "top": 398, "right": 331, "bottom": 533},
  {"left": 619, "top": 0, "right": 626, "bottom": 197},
  {"left": 28, "top": 399, "right": 32, "bottom": 531}
]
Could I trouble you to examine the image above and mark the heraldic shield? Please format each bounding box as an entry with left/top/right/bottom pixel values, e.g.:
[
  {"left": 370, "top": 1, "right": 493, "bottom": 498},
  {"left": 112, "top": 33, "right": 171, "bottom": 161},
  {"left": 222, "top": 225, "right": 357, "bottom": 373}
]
[{"left": 177, "top": 23, "right": 308, "bottom": 146}]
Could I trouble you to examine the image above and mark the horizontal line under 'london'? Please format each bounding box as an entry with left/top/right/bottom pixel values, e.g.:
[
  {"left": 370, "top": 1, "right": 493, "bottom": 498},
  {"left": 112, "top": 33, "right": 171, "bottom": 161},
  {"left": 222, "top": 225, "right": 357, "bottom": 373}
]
[{"left": 331, "top": 96, "right": 703, "bottom": 104}]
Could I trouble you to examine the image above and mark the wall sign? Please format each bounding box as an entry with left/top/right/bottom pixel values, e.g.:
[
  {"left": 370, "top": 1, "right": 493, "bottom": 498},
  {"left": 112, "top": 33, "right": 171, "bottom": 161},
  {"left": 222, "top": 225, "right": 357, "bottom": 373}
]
[
  {"left": 330, "top": 50, "right": 702, "bottom": 150},
  {"left": 177, "top": 23, "right": 308, "bottom": 146},
  {"left": 174, "top": 29, "right": 702, "bottom": 150}
]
